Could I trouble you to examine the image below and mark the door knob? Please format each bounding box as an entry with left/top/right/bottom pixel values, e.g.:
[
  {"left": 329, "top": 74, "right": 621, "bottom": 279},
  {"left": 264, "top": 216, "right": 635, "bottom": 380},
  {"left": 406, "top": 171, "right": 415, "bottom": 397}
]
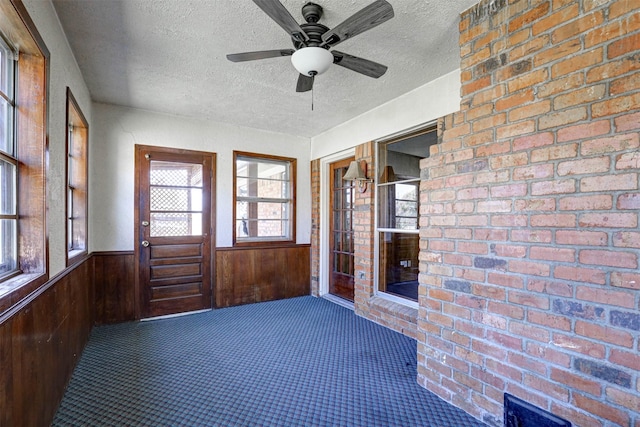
[
  {"left": 141, "top": 220, "right": 149, "bottom": 227},
  {"left": 141, "top": 240, "right": 150, "bottom": 247}
]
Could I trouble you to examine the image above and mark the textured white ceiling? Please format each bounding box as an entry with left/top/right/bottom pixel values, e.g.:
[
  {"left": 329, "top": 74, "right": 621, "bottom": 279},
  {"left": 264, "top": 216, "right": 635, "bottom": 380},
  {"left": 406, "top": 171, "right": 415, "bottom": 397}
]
[{"left": 52, "top": 0, "right": 479, "bottom": 138}]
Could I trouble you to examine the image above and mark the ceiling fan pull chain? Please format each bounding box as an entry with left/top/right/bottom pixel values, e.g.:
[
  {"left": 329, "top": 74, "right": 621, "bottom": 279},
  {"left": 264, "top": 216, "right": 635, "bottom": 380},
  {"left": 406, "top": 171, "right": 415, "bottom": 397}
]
[{"left": 311, "top": 74, "right": 315, "bottom": 111}]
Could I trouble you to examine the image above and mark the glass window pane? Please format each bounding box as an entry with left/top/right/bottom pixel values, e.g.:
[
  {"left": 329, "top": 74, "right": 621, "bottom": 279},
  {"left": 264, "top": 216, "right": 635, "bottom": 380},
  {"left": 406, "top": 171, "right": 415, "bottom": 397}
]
[
  {"left": 150, "top": 212, "right": 202, "bottom": 237},
  {"left": 396, "top": 217, "right": 418, "bottom": 229},
  {"left": 0, "top": 99, "right": 13, "bottom": 155},
  {"left": 236, "top": 201, "right": 289, "bottom": 221},
  {"left": 0, "top": 40, "right": 12, "bottom": 96},
  {"left": 396, "top": 183, "right": 417, "bottom": 201},
  {"left": 150, "top": 161, "right": 203, "bottom": 187},
  {"left": 236, "top": 218, "right": 288, "bottom": 239},
  {"left": 396, "top": 200, "right": 418, "bottom": 216},
  {"left": 235, "top": 200, "right": 290, "bottom": 240},
  {"left": 0, "top": 218, "right": 16, "bottom": 274},
  {"left": 0, "top": 158, "right": 16, "bottom": 215},
  {"left": 333, "top": 232, "right": 341, "bottom": 251},
  {"left": 237, "top": 177, "right": 288, "bottom": 199},
  {"left": 344, "top": 187, "right": 352, "bottom": 209},
  {"left": 343, "top": 232, "right": 352, "bottom": 253},
  {"left": 150, "top": 187, "right": 203, "bottom": 212},
  {"left": 237, "top": 158, "right": 288, "bottom": 180}
]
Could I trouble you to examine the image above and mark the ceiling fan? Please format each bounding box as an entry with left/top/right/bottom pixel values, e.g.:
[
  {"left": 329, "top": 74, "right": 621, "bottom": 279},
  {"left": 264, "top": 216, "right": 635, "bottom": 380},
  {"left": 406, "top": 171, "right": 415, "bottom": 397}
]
[{"left": 227, "top": 0, "right": 394, "bottom": 93}]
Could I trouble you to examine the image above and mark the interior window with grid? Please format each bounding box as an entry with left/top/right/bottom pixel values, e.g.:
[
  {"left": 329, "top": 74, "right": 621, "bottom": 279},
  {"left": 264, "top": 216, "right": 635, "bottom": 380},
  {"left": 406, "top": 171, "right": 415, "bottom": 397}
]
[
  {"left": 0, "top": 1, "right": 49, "bottom": 296},
  {"left": 0, "top": 34, "right": 17, "bottom": 278},
  {"left": 234, "top": 152, "right": 296, "bottom": 244}
]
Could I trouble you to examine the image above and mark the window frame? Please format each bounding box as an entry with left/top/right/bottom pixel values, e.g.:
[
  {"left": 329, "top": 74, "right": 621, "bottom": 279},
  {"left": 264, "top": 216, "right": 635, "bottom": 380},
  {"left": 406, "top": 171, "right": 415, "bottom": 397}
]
[
  {"left": 375, "top": 125, "right": 436, "bottom": 305},
  {"left": 0, "top": 32, "right": 17, "bottom": 280},
  {"left": 0, "top": 0, "right": 50, "bottom": 313},
  {"left": 232, "top": 151, "right": 296, "bottom": 247},
  {"left": 65, "top": 87, "right": 88, "bottom": 266}
]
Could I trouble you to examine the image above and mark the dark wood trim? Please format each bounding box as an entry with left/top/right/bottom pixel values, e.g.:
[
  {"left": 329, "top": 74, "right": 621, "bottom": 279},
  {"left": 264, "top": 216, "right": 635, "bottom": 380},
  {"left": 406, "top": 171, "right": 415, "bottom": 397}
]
[
  {"left": 232, "top": 151, "right": 297, "bottom": 247},
  {"left": 134, "top": 145, "right": 216, "bottom": 319}
]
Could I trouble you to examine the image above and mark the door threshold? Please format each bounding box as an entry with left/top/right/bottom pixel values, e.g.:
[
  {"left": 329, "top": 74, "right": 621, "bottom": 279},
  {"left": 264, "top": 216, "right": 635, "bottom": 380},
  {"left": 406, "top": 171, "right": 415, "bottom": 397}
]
[
  {"left": 323, "top": 294, "right": 354, "bottom": 311},
  {"left": 141, "top": 308, "right": 212, "bottom": 322}
]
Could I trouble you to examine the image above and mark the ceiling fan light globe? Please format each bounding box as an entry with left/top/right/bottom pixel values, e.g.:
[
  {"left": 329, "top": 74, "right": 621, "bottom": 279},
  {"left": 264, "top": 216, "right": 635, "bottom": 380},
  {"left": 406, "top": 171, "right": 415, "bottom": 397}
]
[{"left": 291, "top": 47, "right": 333, "bottom": 76}]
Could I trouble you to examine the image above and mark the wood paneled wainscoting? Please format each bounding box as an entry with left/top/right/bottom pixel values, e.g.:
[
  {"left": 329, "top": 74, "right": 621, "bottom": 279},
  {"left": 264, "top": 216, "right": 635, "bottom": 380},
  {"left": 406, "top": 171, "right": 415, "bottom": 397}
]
[
  {"left": 216, "top": 244, "right": 310, "bottom": 308},
  {"left": 0, "top": 248, "right": 308, "bottom": 426},
  {"left": 0, "top": 256, "right": 93, "bottom": 427},
  {"left": 93, "top": 251, "right": 136, "bottom": 325}
]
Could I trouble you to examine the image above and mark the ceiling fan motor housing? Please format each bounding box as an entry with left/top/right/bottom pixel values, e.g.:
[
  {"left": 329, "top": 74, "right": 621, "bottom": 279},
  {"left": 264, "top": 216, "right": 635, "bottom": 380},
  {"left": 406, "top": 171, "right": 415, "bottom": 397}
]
[
  {"left": 294, "top": 3, "right": 329, "bottom": 49},
  {"left": 302, "top": 2, "right": 323, "bottom": 23}
]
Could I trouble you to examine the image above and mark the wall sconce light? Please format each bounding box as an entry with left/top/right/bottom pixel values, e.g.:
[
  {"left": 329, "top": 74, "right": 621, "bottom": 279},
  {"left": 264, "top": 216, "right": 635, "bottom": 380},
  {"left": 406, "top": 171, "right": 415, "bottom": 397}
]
[{"left": 343, "top": 160, "right": 372, "bottom": 193}]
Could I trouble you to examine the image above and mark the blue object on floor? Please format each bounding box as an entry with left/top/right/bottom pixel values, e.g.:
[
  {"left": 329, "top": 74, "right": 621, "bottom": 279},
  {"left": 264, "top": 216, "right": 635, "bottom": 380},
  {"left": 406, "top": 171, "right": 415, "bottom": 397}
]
[{"left": 53, "top": 296, "right": 487, "bottom": 427}]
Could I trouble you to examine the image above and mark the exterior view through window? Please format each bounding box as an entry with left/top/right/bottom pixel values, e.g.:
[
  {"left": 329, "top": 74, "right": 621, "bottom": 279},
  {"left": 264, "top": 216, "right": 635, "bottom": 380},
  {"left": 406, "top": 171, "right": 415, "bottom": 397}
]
[
  {"left": 377, "top": 126, "right": 437, "bottom": 302},
  {"left": 234, "top": 152, "right": 296, "bottom": 244},
  {"left": 149, "top": 161, "right": 204, "bottom": 237},
  {"left": 0, "top": 34, "right": 16, "bottom": 278}
]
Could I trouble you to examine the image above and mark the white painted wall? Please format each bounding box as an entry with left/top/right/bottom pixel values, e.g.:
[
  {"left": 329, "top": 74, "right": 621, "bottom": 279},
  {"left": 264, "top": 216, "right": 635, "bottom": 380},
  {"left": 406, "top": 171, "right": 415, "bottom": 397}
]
[
  {"left": 23, "top": 0, "right": 92, "bottom": 276},
  {"left": 310, "top": 69, "right": 461, "bottom": 159},
  {"left": 23, "top": 0, "right": 458, "bottom": 262},
  {"left": 90, "top": 103, "right": 311, "bottom": 251}
]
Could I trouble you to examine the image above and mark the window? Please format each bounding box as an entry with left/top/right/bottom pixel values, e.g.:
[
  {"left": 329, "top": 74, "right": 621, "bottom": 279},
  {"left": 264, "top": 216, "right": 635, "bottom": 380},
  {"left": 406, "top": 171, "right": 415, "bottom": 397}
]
[
  {"left": 233, "top": 152, "right": 296, "bottom": 245},
  {"left": 66, "top": 88, "right": 88, "bottom": 265},
  {"left": 376, "top": 126, "right": 437, "bottom": 302},
  {"left": 149, "top": 160, "right": 203, "bottom": 237},
  {"left": 0, "top": 0, "right": 49, "bottom": 301},
  {"left": 0, "top": 34, "right": 17, "bottom": 278}
]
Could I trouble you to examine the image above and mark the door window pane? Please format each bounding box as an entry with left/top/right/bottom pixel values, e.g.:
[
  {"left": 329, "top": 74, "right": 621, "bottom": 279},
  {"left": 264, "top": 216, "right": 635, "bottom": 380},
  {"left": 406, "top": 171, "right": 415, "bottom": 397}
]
[
  {"left": 150, "top": 212, "right": 203, "bottom": 237},
  {"left": 149, "top": 161, "right": 204, "bottom": 237}
]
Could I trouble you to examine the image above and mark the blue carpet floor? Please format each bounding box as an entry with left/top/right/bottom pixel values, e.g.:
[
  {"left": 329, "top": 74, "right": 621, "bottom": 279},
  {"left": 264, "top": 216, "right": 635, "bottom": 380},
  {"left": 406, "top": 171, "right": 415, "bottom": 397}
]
[{"left": 53, "top": 296, "right": 486, "bottom": 427}]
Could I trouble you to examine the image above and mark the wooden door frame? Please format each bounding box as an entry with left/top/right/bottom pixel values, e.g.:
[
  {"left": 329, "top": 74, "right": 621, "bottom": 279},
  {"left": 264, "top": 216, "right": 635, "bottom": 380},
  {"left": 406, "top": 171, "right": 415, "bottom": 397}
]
[
  {"left": 318, "top": 149, "right": 355, "bottom": 297},
  {"left": 134, "top": 144, "right": 216, "bottom": 319},
  {"left": 328, "top": 156, "right": 355, "bottom": 301}
]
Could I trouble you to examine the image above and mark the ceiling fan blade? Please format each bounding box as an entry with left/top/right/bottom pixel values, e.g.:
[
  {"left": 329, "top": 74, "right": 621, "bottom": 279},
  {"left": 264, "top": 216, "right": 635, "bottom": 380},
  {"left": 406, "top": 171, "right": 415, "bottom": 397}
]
[
  {"left": 321, "top": 0, "right": 394, "bottom": 47},
  {"left": 253, "top": 0, "right": 309, "bottom": 44},
  {"left": 332, "top": 51, "right": 388, "bottom": 78},
  {"left": 226, "top": 49, "right": 294, "bottom": 62},
  {"left": 296, "top": 74, "right": 313, "bottom": 92}
]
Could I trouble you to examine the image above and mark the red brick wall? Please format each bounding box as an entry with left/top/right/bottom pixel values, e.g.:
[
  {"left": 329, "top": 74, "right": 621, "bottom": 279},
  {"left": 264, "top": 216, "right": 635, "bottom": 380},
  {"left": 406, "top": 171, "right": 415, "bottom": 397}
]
[{"left": 418, "top": 0, "right": 640, "bottom": 426}]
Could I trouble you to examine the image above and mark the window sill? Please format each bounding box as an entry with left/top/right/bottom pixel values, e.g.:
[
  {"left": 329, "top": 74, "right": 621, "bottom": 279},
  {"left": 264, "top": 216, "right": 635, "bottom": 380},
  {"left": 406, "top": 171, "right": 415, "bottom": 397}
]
[
  {"left": 374, "top": 291, "right": 419, "bottom": 309},
  {"left": 234, "top": 239, "right": 296, "bottom": 248},
  {"left": 371, "top": 293, "right": 419, "bottom": 321},
  {"left": 0, "top": 272, "right": 48, "bottom": 317},
  {"left": 67, "top": 249, "right": 88, "bottom": 267}
]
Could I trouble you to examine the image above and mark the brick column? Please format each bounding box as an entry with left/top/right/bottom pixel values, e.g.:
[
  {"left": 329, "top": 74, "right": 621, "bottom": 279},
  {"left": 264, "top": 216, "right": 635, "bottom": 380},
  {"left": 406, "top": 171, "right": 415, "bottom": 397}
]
[
  {"left": 353, "top": 142, "right": 376, "bottom": 315},
  {"left": 417, "top": 0, "right": 640, "bottom": 426}
]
